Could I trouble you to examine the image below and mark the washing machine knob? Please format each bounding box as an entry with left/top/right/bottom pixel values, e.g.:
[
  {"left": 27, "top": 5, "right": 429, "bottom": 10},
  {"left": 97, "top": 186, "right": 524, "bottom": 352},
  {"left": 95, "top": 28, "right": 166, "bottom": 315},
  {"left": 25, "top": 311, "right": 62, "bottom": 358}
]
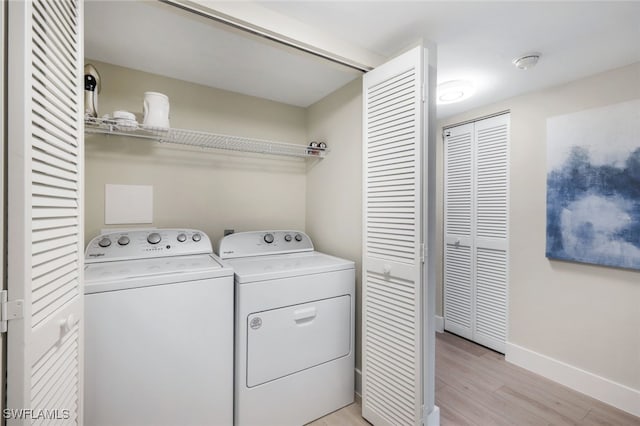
[
  {"left": 117, "top": 236, "right": 130, "bottom": 246},
  {"left": 263, "top": 233, "right": 274, "bottom": 244},
  {"left": 177, "top": 233, "right": 187, "bottom": 242},
  {"left": 192, "top": 233, "right": 202, "bottom": 242},
  {"left": 284, "top": 234, "right": 292, "bottom": 242},
  {"left": 147, "top": 232, "right": 162, "bottom": 245},
  {"left": 295, "top": 233, "right": 303, "bottom": 242},
  {"left": 98, "top": 237, "right": 112, "bottom": 248}
]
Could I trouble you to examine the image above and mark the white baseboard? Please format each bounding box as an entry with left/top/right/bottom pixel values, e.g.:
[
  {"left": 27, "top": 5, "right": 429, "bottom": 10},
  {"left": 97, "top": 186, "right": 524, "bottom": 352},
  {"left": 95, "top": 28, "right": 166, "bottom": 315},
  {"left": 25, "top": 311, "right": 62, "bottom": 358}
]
[
  {"left": 355, "top": 368, "right": 362, "bottom": 398},
  {"left": 506, "top": 342, "right": 640, "bottom": 418},
  {"left": 435, "top": 315, "right": 444, "bottom": 333}
]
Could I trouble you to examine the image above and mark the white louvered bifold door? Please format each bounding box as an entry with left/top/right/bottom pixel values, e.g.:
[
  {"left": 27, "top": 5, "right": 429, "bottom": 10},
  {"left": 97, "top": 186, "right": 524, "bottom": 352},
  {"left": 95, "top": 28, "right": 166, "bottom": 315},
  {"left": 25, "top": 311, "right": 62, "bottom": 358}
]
[
  {"left": 7, "top": 0, "right": 84, "bottom": 424},
  {"left": 362, "top": 46, "right": 425, "bottom": 426},
  {"left": 472, "top": 114, "right": 509, "bottom": 353},
  {"left": 443, "top": 123, "right": 474, "bottom": 340},
  {"left": 443, "top": 114, "right": 509, "bottom": 354}
]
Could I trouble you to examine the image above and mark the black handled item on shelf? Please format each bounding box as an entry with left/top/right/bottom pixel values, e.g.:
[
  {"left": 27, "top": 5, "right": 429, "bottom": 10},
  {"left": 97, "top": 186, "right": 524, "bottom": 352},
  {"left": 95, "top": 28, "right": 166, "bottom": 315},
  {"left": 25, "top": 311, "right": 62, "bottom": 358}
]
[{"left": 84, "top": 63, "right": 101, "bottom": 118}]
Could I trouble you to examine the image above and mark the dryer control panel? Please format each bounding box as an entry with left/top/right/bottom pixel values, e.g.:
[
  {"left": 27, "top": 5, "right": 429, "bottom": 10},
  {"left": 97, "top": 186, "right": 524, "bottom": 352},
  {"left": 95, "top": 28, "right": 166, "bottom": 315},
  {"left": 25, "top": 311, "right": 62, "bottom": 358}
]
[
  {"left": 85, "top": 229, "right": 212, "bottom": 263},
  {"left": 217, "top": 230, "right": 313, "bottom": 259}
]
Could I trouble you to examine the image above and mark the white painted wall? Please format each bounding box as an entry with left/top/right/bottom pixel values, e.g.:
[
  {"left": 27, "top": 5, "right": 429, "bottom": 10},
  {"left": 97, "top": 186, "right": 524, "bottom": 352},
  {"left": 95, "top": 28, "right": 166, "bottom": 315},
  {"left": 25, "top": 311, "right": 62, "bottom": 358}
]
[
  {"left": 85, "top": 60, "right": 307, "bottom": 245},
  {"left": 437, "top": 62, "right": 640, "bottom": 412},
  {"left": 306, "top": 78, "right": 363, "bottom": 369}
]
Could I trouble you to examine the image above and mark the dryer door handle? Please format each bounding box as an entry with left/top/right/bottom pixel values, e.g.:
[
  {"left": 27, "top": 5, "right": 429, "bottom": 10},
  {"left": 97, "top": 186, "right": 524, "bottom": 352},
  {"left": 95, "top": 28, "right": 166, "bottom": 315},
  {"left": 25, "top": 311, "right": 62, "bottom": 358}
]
[{"left": 293, "top": 307, "right": 317, "bottom": 323}]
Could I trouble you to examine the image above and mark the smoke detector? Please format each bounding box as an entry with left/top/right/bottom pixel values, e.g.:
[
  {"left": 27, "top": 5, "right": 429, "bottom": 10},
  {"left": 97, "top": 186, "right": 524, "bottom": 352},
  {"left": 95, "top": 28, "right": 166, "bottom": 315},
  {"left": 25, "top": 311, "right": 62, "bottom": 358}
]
[{"left": 512, "top": 52, "right": 541, "bottom": 70}]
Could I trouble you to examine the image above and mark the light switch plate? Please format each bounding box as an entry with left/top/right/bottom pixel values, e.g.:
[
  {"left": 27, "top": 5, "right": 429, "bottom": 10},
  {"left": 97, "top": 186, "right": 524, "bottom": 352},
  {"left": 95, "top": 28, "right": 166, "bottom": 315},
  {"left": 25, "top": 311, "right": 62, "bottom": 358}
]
[{"left": 105, "top": 184, "right": 153, "bottom": 224}]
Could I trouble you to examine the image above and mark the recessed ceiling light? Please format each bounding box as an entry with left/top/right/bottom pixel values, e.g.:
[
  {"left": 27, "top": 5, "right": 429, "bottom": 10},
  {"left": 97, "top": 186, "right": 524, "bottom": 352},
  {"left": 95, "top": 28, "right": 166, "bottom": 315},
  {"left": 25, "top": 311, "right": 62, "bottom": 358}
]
[
  {"left": 512, "top": 52, "right": 541, "bottom": 70},
  {"left": 437, "top": 80, "right": 475, "bottom": 104}
]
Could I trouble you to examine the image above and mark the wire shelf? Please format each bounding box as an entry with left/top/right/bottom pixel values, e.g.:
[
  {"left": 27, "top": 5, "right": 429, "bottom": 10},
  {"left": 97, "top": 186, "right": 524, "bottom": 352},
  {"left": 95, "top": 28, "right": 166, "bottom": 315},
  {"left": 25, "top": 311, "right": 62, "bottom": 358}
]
[{"left": 84, "top": 116, "right": 327, "bottom": 159}]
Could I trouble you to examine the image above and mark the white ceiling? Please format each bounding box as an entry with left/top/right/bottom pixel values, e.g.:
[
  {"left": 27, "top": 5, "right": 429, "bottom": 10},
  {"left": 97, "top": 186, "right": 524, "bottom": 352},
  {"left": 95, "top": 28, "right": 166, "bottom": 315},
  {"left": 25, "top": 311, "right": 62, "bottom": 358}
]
[
  {"left": 84, "top": 1, "right": 361, "bottom": 107},
  {"left": 85, "top": 1, "right": 640, "bottom": 118}
]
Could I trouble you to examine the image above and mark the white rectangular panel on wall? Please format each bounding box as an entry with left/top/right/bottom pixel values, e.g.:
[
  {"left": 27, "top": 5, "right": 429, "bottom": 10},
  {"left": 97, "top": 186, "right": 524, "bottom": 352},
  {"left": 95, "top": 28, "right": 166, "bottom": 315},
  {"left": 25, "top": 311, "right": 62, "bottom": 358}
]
[
  {"left": 7, "top": 0, "right": 84, "bottom": 424},
  {"left": 363, "top": 46, "right": 424, "bottom": 426},
  {"left": 443, "top": 113, "right": 509, "bottom": 354}
]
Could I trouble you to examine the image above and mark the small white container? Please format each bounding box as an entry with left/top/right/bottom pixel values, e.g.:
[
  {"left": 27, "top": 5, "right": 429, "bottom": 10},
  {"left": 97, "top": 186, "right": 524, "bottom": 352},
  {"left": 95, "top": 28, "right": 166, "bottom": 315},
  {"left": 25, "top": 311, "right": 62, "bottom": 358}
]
[
  {"left": 142, "top": 92, "right": 170, "bottom": 129},
  {"left": 112, "top": 110, "right": 138, "bottom": 131}
]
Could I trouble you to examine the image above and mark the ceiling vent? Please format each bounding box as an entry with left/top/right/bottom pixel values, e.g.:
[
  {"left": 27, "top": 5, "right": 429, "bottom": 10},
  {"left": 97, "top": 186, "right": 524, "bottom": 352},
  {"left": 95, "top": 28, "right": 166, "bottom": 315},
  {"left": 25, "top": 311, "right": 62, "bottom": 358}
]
[{"left": 512, "top": 52, "right": 541, "bottom": 70}]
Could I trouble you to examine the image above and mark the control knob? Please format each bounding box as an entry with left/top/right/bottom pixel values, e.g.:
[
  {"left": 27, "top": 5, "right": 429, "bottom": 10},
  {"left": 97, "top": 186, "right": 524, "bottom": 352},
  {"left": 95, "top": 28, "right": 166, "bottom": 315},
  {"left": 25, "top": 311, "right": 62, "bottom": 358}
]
[
  {"left": 284, "top": 234, "right": 292, "bottom": 242},
  {"left": 98, "top": 237, "right": 111, "bottom": 248},
  {"left": 263, "top": 233, "right": 274, "bottom": 244},
  {"left": 192, "top": 233, "right": 202, "bottom": 242},
  {"left": 117, "top": 236, "right": 130, "bottom": 246},
  {"left": 147, "top": 232, "right": 162, "bottom": 245},
  {"left": 177, "top": 233, "right": 187, "bottom": 242},
  {"left": 295, "top": 233, "right": 303, "bottom": 242}
]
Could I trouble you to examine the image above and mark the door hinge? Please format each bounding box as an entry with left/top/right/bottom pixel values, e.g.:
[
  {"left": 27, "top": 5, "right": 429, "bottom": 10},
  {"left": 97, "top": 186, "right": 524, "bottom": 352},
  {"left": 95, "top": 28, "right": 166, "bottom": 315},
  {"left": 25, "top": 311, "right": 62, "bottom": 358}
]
[
  {"left": 421, "top": 84, "right": 426, "bottom": 103},
  {"left": 420, "top": 243, "right": 426, "bottom": 263},
  {"left": 0, "top": 290, "right": 25, "bottom": 333}
]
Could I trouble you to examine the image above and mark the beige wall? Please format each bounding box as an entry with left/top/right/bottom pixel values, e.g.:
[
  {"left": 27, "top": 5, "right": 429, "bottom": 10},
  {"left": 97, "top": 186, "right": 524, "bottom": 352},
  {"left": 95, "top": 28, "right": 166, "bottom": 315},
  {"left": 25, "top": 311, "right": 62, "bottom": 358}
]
[
  {"left": 305, "top": 78, "right": 363, "bottom": 369},
  {"left": 437, "top": 63, "right": 640, "bottom": 391},
  {"left": 85, "top": 60, "right": 307, "bottom": 246}
]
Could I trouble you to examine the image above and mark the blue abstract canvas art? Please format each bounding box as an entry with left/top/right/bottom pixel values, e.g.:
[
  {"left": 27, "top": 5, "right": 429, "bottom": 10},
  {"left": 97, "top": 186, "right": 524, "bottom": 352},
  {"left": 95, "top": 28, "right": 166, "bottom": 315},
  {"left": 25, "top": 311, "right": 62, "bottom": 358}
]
[{"left": 546, "top": 99, "right": 640, "bottom": 270}]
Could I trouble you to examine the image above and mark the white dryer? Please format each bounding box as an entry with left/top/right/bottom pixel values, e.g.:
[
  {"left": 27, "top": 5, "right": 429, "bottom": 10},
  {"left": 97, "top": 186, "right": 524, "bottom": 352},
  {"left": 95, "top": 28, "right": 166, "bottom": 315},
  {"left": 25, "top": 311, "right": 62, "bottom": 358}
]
[
  {"left": 218, "top": 230, "right": 355, "bottom": 426},
  {"left": 84, "top": 229, "right": 234, "bottom": 426}
]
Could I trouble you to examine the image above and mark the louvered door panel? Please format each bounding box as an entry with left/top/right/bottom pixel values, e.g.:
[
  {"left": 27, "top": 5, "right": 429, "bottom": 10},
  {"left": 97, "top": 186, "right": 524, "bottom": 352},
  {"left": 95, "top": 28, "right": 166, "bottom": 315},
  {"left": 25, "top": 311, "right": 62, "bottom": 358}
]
[
  {"left": 474, "top": 247, "right": 507, "bottom": 351},
  {"left": 444, "top": 125, "right": 472, "bottom": 238},
  {"left": 443, "top": 244, "right": 473, "bottom": 338},
  {"left": 475, "top": 119, "right": 508, "bottom": 239},
  {"left": 363, "top": 46, "right": 424, "bottom": 426},
  {"left": 473, "top": 114, "right": 509, "bottom": 353},
  {"left": 7, "top": 0, "right": 84, "bottom": 424},
  {"left": 443, "top": 124, "right": 474, "bottom": 339}
]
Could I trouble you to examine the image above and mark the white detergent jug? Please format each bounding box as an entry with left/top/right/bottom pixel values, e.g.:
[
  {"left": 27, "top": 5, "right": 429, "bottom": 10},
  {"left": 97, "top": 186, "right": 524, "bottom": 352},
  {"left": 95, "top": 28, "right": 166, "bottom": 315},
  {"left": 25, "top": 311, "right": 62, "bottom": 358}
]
[{"left": 143, "top": 92, "right": 170, "bottom": 129}]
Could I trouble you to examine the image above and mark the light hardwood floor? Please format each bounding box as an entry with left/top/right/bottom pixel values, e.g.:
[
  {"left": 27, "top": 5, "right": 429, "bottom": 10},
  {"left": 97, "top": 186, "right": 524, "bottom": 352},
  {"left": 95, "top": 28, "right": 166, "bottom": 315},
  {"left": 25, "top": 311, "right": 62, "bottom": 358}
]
[{"left": 312, "top": 332, "right": 640, "bottom": 426}]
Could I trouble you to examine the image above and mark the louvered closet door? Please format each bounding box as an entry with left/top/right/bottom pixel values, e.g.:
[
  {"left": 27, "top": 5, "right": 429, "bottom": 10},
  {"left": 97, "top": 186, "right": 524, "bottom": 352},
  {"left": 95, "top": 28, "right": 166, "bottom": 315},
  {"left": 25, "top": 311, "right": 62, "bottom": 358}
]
[
  {"left": 473, "top": 114, "right": 509, "bottom": 353},
  {"left": 363, "top": 46, "right": 425, "bottom": 426},
  {"left": 7, "top": 0, "right": 84, "bottom": 424},
  {"left": 443, "top": 114, "right": 509, "bottom": 354},
  {"left": 443, "top": 123, "right": 474, "bottom": 340}
]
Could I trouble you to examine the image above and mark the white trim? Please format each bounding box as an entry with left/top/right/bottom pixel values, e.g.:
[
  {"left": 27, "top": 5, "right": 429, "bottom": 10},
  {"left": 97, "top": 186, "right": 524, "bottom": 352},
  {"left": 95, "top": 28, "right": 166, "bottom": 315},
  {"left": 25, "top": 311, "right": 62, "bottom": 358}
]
[
  {"left": 425, "top": 406, "right": 440, "bottom": 426},
  {"left": 0, "top": 0, "right": 6, "bottom": 415},
  {"left": 355, "top": 368, "right": 362, "bottom": 397},
  {"left": 506, "top": 342, "right": 640, "bottom": 418},
  {"left": 435, "top": 316, "right": 444, "bottom": 333}
]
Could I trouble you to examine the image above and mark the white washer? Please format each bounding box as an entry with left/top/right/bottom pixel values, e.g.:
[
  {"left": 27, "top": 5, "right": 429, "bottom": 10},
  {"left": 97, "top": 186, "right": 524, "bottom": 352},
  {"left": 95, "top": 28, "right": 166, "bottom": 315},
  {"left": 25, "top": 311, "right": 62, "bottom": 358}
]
[
  {"left": 84, "top": 229, "right": 234, "bottom": 426},
  {"left": 218, "top": 230, "right": 355, "bottom": 426}
]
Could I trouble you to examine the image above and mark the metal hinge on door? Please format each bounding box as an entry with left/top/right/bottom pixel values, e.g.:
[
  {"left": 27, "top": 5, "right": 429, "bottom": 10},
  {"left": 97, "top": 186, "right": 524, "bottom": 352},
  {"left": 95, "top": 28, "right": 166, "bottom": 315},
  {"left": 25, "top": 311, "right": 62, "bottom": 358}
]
[
  {"left": 420, "top": 243, "right": 426, "bottom": 263},
  {"left": 0, "top": 290, "right": 24, "bottom": 333}
]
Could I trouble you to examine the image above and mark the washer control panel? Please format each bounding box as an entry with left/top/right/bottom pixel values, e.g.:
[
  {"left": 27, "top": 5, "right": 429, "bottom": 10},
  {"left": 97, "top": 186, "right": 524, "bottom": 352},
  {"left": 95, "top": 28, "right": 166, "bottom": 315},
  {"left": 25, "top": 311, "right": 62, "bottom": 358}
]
[
  {"left": 85, "top": 229, "right": 211, "bottom": 263},
  {"left": 217, "top": 230, "right": 313, "bottom": 259}
]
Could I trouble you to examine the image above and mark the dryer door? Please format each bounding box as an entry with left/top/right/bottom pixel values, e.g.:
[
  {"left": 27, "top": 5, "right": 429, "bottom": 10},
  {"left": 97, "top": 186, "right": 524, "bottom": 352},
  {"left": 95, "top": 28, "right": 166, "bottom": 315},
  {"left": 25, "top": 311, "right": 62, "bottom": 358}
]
[{"left": 246, "top": 295, "right": 351, "bottom": 387}]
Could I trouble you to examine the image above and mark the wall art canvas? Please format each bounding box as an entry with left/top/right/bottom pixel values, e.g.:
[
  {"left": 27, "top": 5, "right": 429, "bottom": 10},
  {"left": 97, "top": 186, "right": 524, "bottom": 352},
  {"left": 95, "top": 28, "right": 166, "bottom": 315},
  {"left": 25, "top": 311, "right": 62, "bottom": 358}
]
[{"left": 546, "top": 99, "right": 640, "bottom": 270}]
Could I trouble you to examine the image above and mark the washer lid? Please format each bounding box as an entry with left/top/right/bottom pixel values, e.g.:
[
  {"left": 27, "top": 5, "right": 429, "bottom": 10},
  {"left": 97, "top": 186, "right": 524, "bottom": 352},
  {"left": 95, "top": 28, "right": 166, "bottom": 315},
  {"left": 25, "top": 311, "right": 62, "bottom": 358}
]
[
  {"left": 225, "top": 251, "right": 354, "bottom": 284},
  {"left": 84, "top": 254, "right": 231, "bottom": 294}
]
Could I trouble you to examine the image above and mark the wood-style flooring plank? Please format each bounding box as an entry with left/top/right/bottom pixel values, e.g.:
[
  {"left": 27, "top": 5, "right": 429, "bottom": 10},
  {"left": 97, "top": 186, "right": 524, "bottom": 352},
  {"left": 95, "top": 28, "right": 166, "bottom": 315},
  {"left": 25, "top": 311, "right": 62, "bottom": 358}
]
[
  {"left": 311, "top": 332, "right": 640, "bottom": 425},
  {"left": 307, "top": 403, "right": 371, "bottom": 426}
]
